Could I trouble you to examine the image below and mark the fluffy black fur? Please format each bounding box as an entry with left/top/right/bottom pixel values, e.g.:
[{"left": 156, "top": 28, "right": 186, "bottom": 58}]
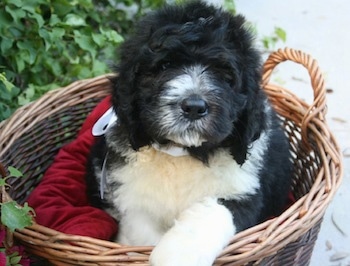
[{"left": 87, "top": 0, "right": 292, "bottom": 236}]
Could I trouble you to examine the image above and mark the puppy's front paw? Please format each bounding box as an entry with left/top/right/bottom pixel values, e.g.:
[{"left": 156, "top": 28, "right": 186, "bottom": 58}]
[
  {"left": 150, "top": 198, "right": 235, "bottom": 266},
  {"left": 150, "top": 232, "right": 213, "bottom": 266}
]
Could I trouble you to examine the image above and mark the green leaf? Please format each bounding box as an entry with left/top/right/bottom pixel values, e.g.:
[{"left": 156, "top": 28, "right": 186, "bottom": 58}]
[
  {"left": 51, "top": 27, "right": 65, "bottom": 41},
  {"left": 17, "top": 96, "right": 29, "bottom": 106},
  {"left": 9, "top": 254, "right": 22, "bottom": 265},
  {"left": 262, "top": 37, "right": 271, "bottom": 49},
  {"left": 44, "top": 57, "right": 63, "bottom": 76},
  {"left": 91, "top": 32, "right": 105, "bottom": 47},
  {"left": 224, "top": 0, "right": 236, "bottom": 14},
  {"left": 275, "top": 27, "right": 287, "bottom": 42},
  {"left": 39, "top": 27, "right": 66, "bottom": 51},
  {"left": 8, "top": 0, "right": 23, "bottom": 8},
  {"left": 76, "top": 0, "right": 93, "bottom": 8},
  {"left": 1, "top": 201, "right": 33, "bottom": 232},
  {"left": 8, "top": 166, "right": 22, "bottom": 178},
  {"left": 14, "top": 54, "right": 25, "bottom": 73},
  {"left": 8, "top": 26, "right": 23, "bottom": 38},
  {"left": 0, "top": 91, "right": 11, "bottom": 101},
  {"left": 64, "top": 14, "right": 86, "bottom": 27},
  {"left": 17, "top": 41, "right": 37, "bottom": 64},
  {"left": 24, "top": 85, "right": 35, "bottom": 99},
  {"left": 0, "top": 73, "right": 15, "bottom": 90},
  {"left": 38, "top": 28, "right": 51, "bottom": 51},
  {"left": 5, "top": 5, "right": 26, "bottom": 24},
  {"left": 100, "top": 27, "right": 124, "bottom": 44},
  {"left": 92, "top": 59, "right": 108, "bottom": 75},
  {"left": 73, "top": 30, "right": 96, "bottom": 57},
  {"left": 49, "top": 14, "right": 61, "bottom": 26},
  {"left": 0, "top": 9, "right": 12, "bottom": 29},
  {"left": 107, "top": 30, "right": 124, "bottom": 44},
  {"left": 71, "top": 65, "right": 92, "bottom": 79},
  {"left": 101, "top": 45, "right": 116, "bottom": 59},
  {"left": 0, "top": 36, "right": 14, "bottom": 54},
  {"left": 62, "top": 50, "right": 80, "bottom": 64},
  {"left": 51, "top": 1, "right": 74, "bottom": 17},
  {"left": 17, "top": 85, "right": 36, "bottom": 105},
  {"left": 28, "top": 12, "right": 45, "bottom": 28},
  {"left": 10, "top": 86, "right": 20, "bottom": 98},
  {"left": 22, "top": 202, "right": 36, "bottom": 217},
  {"left": 0, "top": 178, "right": 9, "bottom": 187},
  {"left": 0, "top": 105, "right": 11, "bottom": 120}
]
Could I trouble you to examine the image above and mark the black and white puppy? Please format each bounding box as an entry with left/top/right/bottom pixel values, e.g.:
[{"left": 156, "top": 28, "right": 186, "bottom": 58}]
[{"left": 87, "top": 1, "right": 292, "bottom": 265}]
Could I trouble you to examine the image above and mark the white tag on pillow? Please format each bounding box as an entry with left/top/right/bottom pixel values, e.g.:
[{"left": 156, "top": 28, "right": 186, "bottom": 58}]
[{"left": 92, "top": 107, "right": 118, "bottom": 136}]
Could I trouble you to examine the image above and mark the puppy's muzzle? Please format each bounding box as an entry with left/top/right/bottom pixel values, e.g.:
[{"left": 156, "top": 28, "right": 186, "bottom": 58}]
[{"left": 181, "top": 95, "right": 208, "bottom": 120}]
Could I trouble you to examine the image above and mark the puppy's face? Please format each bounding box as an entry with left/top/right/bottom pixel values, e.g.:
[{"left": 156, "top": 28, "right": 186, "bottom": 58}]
[{"left": 137, "top": 61, "right": 246, "bottom": 148}]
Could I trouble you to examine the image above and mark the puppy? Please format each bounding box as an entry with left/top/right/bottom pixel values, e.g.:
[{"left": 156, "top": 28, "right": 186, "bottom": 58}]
[{"left": 87, "top": 1, "right": 292, "bottom": 265}]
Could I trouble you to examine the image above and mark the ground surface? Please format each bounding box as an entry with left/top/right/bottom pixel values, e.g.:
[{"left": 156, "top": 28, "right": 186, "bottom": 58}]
[{"left": 233, "top": 1, "right": 350, "bottom": 265}]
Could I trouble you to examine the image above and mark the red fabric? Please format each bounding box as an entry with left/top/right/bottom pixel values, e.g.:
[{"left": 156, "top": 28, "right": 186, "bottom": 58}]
[{"left": 27, "top": 96, "right": 118, "bottom": 240}]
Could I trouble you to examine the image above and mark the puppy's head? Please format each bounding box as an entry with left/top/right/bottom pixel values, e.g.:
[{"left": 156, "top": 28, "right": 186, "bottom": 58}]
[{"left": 112, "top": 1, "right": 267, "bottom": 164}]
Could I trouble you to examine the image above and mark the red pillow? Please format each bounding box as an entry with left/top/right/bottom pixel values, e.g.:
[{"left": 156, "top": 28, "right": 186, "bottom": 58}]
[{"left": 27, "top": 96, "right": 118, "bottom": 240}]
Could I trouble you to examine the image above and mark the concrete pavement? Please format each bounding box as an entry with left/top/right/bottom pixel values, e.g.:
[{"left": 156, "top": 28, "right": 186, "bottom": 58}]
[{"left": 233, "top": 1, "right": 350, "bottom": 265}]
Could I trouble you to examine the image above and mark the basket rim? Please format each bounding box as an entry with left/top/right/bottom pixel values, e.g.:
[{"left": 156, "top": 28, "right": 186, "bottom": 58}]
[{"left": 0, "top": 48, "right": 344, "bottom": 265}]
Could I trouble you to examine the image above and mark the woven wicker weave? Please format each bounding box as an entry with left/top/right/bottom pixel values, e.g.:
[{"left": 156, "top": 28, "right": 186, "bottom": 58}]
[{"left": 0, "top": 48, "right": 343, "bottom": 266}]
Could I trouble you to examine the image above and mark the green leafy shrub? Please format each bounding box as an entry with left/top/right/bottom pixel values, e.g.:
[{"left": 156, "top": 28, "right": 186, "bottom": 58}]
[
  {"left": 0, "top": 0, "right": 167, "bottom": 121},
  {"left": 0, "top": 0, "right": 123, "bottom": 87}
]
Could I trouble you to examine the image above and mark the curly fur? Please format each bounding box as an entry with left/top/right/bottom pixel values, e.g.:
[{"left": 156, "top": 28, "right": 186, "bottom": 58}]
[{"left": 86, "top": 1, "right": 292, "bottom": 265}]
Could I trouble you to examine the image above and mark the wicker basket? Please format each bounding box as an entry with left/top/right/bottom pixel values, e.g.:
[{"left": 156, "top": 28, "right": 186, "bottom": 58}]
[{"left": 0, "top": 48, "right": 343, "bottom": 266}]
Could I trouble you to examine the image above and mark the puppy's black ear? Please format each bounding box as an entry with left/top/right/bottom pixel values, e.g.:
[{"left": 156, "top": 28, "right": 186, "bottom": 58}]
[
  {"left": 229, "top": 91, "right": 267, "bottom": 165},
  {"left": 111, "top": 64, "right": 152, "bottom": 150},
  {"left": 225, "top": 16, "right": 268, "bottom": 165}
]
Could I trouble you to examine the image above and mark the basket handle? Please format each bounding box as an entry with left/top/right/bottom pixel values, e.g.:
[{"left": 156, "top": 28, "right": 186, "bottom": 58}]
[{"left": 262, "top": 48, "right": 327, "bottom": 145}]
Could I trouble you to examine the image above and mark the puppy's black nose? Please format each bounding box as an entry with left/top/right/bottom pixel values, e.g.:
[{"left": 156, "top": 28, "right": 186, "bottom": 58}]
[{"left": 181, "top": 97, "right": 208, "bottom": 120}]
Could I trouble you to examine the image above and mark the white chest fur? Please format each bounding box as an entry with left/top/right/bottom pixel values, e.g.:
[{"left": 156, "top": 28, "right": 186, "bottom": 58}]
[{"left": 105, "top": 136, "right": 266, "bottom": 245}]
